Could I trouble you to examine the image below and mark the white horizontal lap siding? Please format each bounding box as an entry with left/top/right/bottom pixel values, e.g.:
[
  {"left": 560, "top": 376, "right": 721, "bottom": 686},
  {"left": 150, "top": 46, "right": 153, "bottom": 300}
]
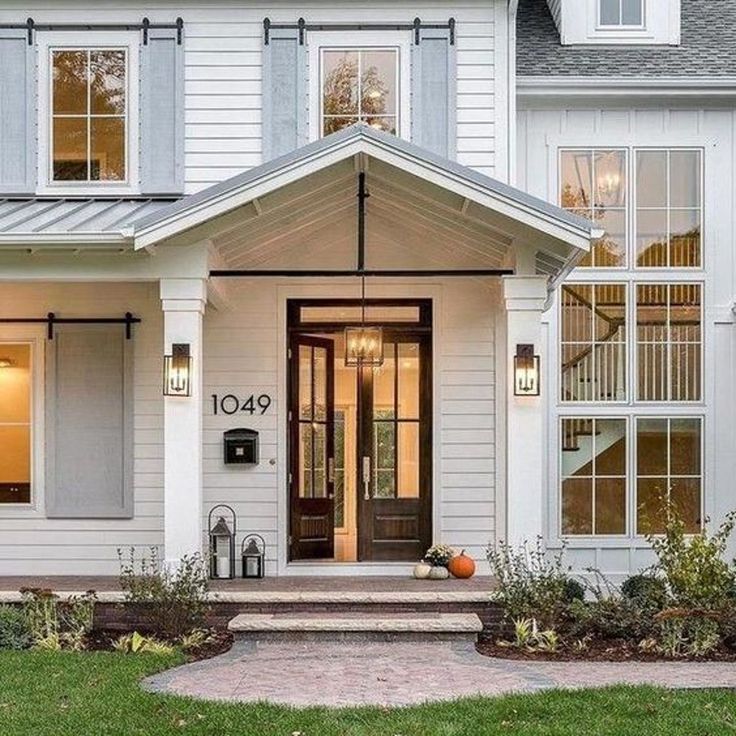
[
  {"left": 438, "top": 281, "right": 496, "bottom": 563},
  {"left": 202, "top": 283, "right": 280, "bottom": 575},
  {"left": 517, "top": 104, "right": 735, "bottom": 576},
  {"left": 0, "top": 283, "right": 163, "bottom": 576}
]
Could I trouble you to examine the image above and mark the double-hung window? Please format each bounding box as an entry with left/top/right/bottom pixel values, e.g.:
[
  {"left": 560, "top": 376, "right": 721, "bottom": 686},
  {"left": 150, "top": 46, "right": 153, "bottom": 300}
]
[
  {"left": 557, "top": 146, "right": 704, "bottom": 538},
  {"left": 39, "top": 32, "right": 139, "bottom": 193}
]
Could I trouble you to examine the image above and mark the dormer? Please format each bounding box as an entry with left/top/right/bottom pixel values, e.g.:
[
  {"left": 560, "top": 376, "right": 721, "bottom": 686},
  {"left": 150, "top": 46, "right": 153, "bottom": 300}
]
[{"left": 547, "top": 0, "right": 681, "bottom": 45}]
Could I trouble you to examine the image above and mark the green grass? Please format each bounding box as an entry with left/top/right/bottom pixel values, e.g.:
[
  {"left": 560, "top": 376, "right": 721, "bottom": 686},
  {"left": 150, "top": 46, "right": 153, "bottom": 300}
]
[{"left": 0, "top": 651, "right": 735, "bottom": 736}]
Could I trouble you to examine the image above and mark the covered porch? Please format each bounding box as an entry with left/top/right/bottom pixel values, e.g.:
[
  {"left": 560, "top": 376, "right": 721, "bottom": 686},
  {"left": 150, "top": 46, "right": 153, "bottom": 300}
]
[{"left": 0, "top": 125, "right": 597, "bottom": 577}]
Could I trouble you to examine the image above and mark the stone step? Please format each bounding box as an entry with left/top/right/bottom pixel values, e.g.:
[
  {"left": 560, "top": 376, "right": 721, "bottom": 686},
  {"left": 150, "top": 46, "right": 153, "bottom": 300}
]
[{"left": 228, "top": 612, "right": 484, "bottom": 643}]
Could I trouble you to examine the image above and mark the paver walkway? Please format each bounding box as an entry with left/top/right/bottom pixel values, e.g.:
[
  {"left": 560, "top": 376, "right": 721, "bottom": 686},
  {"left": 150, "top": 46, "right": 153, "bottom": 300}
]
[{"left": 143, "top": 641, "right": 736, "bottom": 708}]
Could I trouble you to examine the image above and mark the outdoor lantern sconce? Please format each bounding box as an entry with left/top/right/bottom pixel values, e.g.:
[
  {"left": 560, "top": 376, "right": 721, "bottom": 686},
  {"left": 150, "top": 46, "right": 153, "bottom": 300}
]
[
  {"left": 241, "top": 533, "right": 266, "bottom": 579},
  {"left": 514, "top": 344, "right": 540, "bottom": 396},
  {"left": 208, "top": 505, "right": 236, "bottom": 580},
  {"left": 163, "top": 343, "right": 192, "bottom": 396}
]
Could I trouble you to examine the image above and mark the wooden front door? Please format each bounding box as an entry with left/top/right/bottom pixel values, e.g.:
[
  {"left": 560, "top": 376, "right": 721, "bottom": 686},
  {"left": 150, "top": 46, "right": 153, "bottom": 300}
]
[
  {"left": 358, "top": 334, "right": 432, "bottom": 561},
  {"left": 288, "top": 335, "right": 335, "bottom": 560}
]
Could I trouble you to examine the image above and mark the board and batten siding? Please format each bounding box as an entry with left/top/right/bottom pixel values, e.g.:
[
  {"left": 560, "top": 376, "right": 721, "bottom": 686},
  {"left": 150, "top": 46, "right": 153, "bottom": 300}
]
[
  {"left": 0, "top": 283, "right": 163, "bottom": 575},
  {"left": 0, "top": 0, "right": 501, "bottom": 192},
  {"left": 202, "top": 279, "right": 499, "bottom": 573},
  {"left": 516, "top": 103, "right": 736, "bottom": 576}
]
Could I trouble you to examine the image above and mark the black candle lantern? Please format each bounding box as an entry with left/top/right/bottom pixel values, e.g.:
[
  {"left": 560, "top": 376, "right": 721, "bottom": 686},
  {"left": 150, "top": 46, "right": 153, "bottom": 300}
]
[
  {"left": 208, "top": 505, "right": 236, "bottom": 580},
  {"left": 241, "top": 534, "right": 266, "bottom": 579}
]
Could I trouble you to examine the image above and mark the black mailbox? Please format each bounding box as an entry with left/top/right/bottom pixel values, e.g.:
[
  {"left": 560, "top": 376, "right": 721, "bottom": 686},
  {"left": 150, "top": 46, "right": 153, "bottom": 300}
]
[{"left": 224, "top": 428, "right": 259, "bottom": 465}]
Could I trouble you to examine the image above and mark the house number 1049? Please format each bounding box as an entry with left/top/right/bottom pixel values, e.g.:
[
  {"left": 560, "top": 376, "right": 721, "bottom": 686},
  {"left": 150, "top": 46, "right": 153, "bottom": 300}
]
[{"left": 211, "top": 393, "right": 272, "bottom": 416}]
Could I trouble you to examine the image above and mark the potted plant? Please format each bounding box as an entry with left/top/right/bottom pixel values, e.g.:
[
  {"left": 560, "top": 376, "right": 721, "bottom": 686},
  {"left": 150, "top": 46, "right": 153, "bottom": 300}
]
[{"left": 423, "top": 544, "right": 455, "bottom": 579}]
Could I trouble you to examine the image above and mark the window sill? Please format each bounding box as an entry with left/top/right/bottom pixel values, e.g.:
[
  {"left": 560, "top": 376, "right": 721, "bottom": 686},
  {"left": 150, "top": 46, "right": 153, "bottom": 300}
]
[{"left": 36, "top": 183, "right": 141, "bottom": 198}]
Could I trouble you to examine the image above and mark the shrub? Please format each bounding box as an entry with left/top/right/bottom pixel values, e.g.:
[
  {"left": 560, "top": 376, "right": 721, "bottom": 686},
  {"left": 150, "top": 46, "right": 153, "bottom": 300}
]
[
  {"left": 621, "top": 574, "right": 669, "bottom": 610},
  {"left": 487, "top": 537, "right": 570, "bottom": 628},
  {"left": 562, "top": 577, "right": 585, "bottom": 604},
  {"left": 654, "top": 609, "right": 722, "bottom": 658},
  {"left": 112, "top": 631, "right": 175, "bottom": 655},
  {"left": 565, "top": 596, "right": 656, "bottom": 643},
  {"left": 648, "top": 507, "right": 736, "bottom": 610},
  {"left": 0, "top": 605, "right": 31, "bottom": 650},
  {"left": 21, "top": 589, "right": 95, "bottom": 651},
  {"left": 118, "top": 547, "right": 209, "bottom": 640}
]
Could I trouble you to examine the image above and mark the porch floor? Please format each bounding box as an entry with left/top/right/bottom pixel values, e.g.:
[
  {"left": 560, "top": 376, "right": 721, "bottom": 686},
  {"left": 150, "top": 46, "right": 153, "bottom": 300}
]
[{"left": 0, "top": 574, "right": 495, "bottom": 598}]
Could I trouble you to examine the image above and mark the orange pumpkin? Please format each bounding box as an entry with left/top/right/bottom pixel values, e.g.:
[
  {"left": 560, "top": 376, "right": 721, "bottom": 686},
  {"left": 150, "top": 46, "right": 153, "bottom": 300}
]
[{"left": 448, "top": 550, "right": 476, "bottom": 579}]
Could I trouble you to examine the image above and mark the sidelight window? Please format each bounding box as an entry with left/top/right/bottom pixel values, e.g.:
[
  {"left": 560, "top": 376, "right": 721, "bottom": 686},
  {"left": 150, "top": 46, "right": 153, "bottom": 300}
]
[{"left": 0, "top": 344, "right": 33, "bottom": 504}]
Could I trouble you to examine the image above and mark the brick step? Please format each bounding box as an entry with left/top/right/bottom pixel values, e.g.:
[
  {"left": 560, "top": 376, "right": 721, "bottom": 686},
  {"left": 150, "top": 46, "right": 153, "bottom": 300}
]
[{"left": 227, "top": 612, "right": 484, "bottom": 643}]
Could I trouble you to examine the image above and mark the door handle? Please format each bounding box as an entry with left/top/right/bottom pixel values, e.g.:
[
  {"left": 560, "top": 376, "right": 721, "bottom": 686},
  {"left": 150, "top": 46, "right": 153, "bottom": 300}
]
[{"left": 363, "top": 456, "right": 372, "bottom": 501}]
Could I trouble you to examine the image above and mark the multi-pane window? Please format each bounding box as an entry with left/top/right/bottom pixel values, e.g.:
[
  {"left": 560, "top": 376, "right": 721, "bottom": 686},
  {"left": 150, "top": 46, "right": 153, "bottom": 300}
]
[
  {"left": 636, "top": 150, "right": 702, "bottom": 268},
  {"left": 599, "top": 0, "right": 644, "bottom": 26},
  {"left": 557, "top": 146, "right": 705, "bottom": 537},
  {"left": 636, "top": 284, "right": 702, "bottom": 401},
  {"left": 321, "top": 49, "right": 398, "bottom": 136},
  {"left": 560, "top": 150, "right": 627, "bottom": 267},
  {"left": 561, "top": 418, "right": 627, "bottom": 535},
  {"left": 0, "top": 344, "right": 32, "bottom": 504},
  {"left": 636, "top": 417, "right": 702, "bottom": 534},
  {"left": 561, "top": 284, "right": 627, "bottom": 402},
  {"left": 51, "top": 48, "right": 127, "bottom": 182}
]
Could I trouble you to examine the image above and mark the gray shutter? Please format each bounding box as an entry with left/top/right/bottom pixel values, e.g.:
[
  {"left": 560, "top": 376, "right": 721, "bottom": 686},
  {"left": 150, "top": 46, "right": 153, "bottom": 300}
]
[
  {"left": 262, "top": 27, "right": 307, "bottom": 161},
  {"left": 140, "top": 27, "right": 184, "bottom": 195},
  {"left": 411, "top": 27, "right": 456, "bottom": 160},
  {"left": 0, "top": 28, "right": 36, "bottom": 194},
  {"left": 46, "top": 326, "right": 133, "bottom": 519}
]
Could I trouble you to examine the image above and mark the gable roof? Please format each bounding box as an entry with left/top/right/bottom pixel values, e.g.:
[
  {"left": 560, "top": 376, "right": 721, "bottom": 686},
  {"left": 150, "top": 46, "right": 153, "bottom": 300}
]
[
  {"left": 518, "top": 0, "right": 736, "bottom": 78},
  {"left": 132, "top": 123, "right": 598, "bottom": 253}
]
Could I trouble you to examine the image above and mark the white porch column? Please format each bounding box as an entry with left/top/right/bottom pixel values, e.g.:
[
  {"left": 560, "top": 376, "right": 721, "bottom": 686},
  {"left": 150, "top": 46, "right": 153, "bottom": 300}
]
[
  {"left": 161, "top": 278, "right": 207, "bottom": 566},
  {"left": 503, "top": 275, "right": 548, "bottom": 547}
]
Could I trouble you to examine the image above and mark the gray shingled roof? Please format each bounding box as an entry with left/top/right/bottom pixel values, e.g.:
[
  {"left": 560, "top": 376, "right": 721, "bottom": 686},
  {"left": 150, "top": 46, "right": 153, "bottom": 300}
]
[{"left": 518, "top": 0, "right": 736, "bottom": 78}]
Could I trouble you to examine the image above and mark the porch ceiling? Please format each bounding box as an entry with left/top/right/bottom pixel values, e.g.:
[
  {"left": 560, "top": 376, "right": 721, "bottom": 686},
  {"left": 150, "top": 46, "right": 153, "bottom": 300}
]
[{"left": 132, "top": 125, "right": 601, "bottom": 281}]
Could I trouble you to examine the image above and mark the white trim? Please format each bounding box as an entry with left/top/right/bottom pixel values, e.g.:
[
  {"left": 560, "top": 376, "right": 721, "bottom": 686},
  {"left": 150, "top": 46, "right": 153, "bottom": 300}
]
[
  {"left": 0, "top": 326, "right": 45, "bottom": 517},
  {"left": 307, "top": 31, "right": 411, "bottom": 144},
  {"left": 518, "top": 77, "right": 736, "bottom": 99},
  {"left": 36, "top": 31, "right": 140, "bottom": 197}
]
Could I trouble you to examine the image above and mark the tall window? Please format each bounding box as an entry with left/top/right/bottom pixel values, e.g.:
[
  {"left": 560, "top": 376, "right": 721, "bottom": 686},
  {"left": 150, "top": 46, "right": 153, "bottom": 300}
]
[
  {"left": 558, "top": 146, "right": 704, "bottom": 537},
  {"left": 636, "top": 418, "right": 702, "bottom": 534},
  {"left": 599, "top": 0, "right": 644, "bottom": 26},
  {"left": 636, "top": 150, "right": 702, "bottom": 268},
  {"left": 321, "top": 48, "right": 398, "bottom": 136},
  {"left": 51, "top": 48, "right": 127, "bottom": 182},
  {"left": 0, "top": 344, "right": 32, "bottom": 504},
  {"left": 560, "top": 149, "right": 627, "bottom": 267}
]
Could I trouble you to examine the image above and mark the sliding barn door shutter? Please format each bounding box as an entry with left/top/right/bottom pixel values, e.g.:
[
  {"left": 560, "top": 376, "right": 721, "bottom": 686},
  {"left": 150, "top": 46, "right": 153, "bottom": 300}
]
[
  {"left": 262, "top": 27, "right": 307, "bottom": 161},
  {"left": 0, "top": 29, "right": 36, "bottom": 194},
  {"left": 46, "top": 327, "right": 134, "bottom": 519},
  {"left": 411, "top": 26, "right": 456, "bottom": 160},
  {"left": 140, "top": 26, "right": 185, "bottom": 195}
]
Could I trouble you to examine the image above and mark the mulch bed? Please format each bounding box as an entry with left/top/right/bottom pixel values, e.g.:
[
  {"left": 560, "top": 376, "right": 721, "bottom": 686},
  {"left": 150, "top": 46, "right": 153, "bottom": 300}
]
[
  {"left": 476, "top": 638, "right": 736, "bottom": 663},
  {"left": 84, "top": 629, "right": 233, "bottom": 661}
]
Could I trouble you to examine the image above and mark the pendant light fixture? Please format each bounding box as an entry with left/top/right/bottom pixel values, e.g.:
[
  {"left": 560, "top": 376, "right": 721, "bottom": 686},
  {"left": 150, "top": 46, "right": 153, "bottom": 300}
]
[{"left": 344, "top": 274, "right": 384, "bottom": 367}]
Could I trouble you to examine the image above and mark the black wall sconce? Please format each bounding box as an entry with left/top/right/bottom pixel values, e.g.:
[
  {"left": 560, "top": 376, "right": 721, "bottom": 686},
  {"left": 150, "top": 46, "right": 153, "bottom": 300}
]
[
  {"left": 163, "top": 343, "right": 192, "bottom": 397},
  {"left": 514, "top": 343, "right": 540, "bottom": 396}
]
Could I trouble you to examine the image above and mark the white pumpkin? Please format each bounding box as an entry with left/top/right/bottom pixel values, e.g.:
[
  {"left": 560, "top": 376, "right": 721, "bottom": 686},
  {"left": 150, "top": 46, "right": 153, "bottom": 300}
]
[
  {"left": 413, "top": 561, "right": 433, "bottom": 579},
  {"left": 428, "top": 565, "right": 450, "bottom": 580}
]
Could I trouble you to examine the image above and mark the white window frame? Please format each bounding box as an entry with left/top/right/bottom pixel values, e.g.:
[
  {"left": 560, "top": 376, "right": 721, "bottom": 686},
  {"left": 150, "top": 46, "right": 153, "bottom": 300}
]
[
  {"left": 307, "top": 31, "right": 411, "bottom": 143},
  {"left": 37, "top": 31, "right": 140, "bottom": 196},
  {"left": 597, "top": 0, "right": 645, "bottom": 30},
  {"left": 0, "top": 327, "right": 45, "bottom": 513},
  {"left": 558, "top": 0, "right": 680, "bottom": 46},
  {"left": 551, "top": 142, "right": 708, "bottom": 541}
]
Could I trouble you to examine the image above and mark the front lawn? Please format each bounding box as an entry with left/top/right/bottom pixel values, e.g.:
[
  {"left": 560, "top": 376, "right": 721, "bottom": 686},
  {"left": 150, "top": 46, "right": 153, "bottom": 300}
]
[{"left": 0, "top": 651, "right": 735, "bottom": 736}]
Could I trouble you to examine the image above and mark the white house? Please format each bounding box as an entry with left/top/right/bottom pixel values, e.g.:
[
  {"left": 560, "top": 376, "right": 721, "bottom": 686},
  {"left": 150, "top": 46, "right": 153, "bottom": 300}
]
[{"left": 0, "top": 0, "right": 731, "bottom": 579}]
